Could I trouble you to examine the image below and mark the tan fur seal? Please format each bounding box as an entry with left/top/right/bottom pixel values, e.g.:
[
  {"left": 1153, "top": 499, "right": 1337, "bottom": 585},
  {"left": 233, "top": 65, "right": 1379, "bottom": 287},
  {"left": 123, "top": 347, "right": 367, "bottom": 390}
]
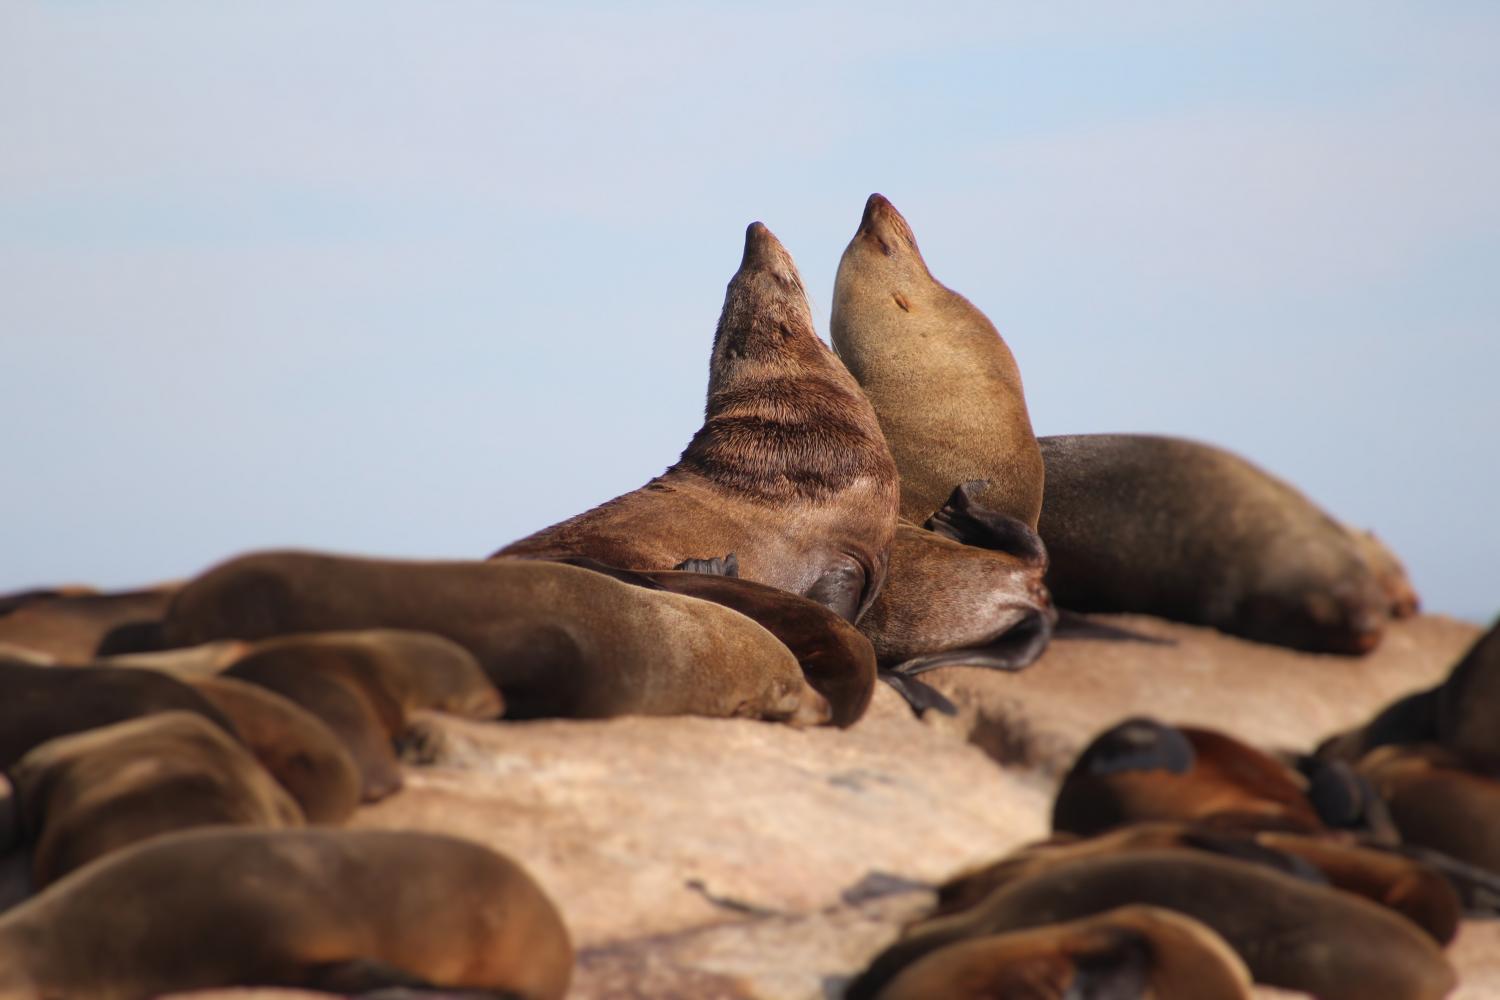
[
  {"left": 0, "top": 585, "right": 95, "bottom": 619},
  {"left": 10, "top": 712, "right": 303, "bottom": 886},
  {"left": 0, "top": 826, "right": 573, "bottom": 998},
  {"left": 495, "top": 222, "right": 900, "bottom": 623},
  {"left": 0, "top": 661, "right": 237, "bottom": 770},
  {"left": 183, "top": 676, "right": 362, "bottom": 824},
  {"left": 1052, "top": 718, "right": 1324, "bottom": 836},
  {"left": 934, "top": 822, "right": 1461, "bottom": 945},
  {"left": 544, "top": 557, "right": 877, "bottom": 726},
  {"left": 856, "top": 482, "right": 1055, "bottom": 697},
  {"left": 848, "top": 849, "right": 1456, "bottom": 1000},
  {"left": 1359, "top": 744, "right": 1500, "bottom": 874},
  {"left": 873, "top": 905, "right": 1252, "bottom": 1000},
  {"left": 1037, "top": 434, "right": 1389, "bottom": 654},
  {"left": 166, "top": 552, "right": 830, "bottom": 725},
  {"left": 0, "top": 586, "right": 176, "bottom": 661},
  {"left": 831, "top": 193, "right": 1044, "bottom": 528}
]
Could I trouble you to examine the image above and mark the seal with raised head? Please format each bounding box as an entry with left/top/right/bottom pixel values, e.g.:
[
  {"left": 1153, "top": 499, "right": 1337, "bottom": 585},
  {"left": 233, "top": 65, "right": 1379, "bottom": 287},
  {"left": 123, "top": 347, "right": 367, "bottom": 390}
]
[
  {"left": 1037, "top": 434, "right": 1389, "bottom": 654},
  {"left": 830, "top": 193, "right": 1044, "bottom": 528},
  {"left": 871, "top": 905, "right": 1253, "bottom": 1000},
  {"left": 0, "top": 660, "right": 237, "bottom": 770},
  {"left": 0, "top": 826, "right": 573, "bottom": 999},
  {"left": 183, "top": 676, "right": 363, "bottom": 824},
  {"left": 166, "top": 553, "right": 831, "bottom": 725},
  {"left": 9, "top": 711, "right": 303, "bottom": 887},
  {"left": 848, "top": 849, "right": 1456, "bottom": 1000},
  {"left": 494, "top": 222, "right": 900, "bottom": 623}
]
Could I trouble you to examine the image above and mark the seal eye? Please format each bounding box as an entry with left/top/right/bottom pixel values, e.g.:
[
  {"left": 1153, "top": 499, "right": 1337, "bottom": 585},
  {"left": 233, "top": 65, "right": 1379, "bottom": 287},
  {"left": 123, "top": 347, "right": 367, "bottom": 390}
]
[{"left": 892, "top": 292, "right": 910, "bottom": 312}]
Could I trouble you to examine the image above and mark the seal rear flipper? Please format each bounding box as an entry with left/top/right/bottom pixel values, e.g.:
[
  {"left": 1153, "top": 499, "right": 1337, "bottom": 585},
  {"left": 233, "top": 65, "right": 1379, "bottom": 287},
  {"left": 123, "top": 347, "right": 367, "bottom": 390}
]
[
  {"left": 1052, "top": 610, "right": 1175, "bottom": 645},
  {"left": 673, "top": 553, "right": 739, "bottom": 577},
  {"left": 924, "top": 480, "right": 1048, "bottom": 565},
  {"left": 884, "top": 608, "right": 1054, "bottom": 679},
  {"left": 879, "top": 671, "right": 957, "bottom": 717}
]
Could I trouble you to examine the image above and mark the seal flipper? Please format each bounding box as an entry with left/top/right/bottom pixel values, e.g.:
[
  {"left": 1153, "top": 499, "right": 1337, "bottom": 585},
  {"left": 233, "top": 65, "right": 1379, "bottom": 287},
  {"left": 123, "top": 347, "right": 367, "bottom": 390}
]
[
  {"left": 878, "top": 671, "right": 958, "bottom": 716},
  {"left": 881, "top": 607, "right": 1054, "bottom": 679},
  {"left": 302, "top": 957, "right": 434, "bottom": 993},
  {"left": 805, "top": 560, "right": 868, "bottom": 623},
  {"left": 673, "top": 553, "right": 739, "bottom": 577},
  {"left": 1052, "top": 610, "right": 1175, "bottom": 645},
  {"left": 924, "top": 480, "right": 1047, "bottom": 565}
]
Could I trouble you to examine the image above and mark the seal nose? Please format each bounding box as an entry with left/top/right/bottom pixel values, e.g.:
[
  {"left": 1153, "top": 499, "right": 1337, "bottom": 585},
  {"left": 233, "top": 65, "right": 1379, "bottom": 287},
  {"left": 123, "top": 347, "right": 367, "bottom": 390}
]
[
  {"left": 741, "top": 221, "right": 792, "bottom": 272},
  {"left": 859, "top": 193, "right": 895, "bottom": 231}
]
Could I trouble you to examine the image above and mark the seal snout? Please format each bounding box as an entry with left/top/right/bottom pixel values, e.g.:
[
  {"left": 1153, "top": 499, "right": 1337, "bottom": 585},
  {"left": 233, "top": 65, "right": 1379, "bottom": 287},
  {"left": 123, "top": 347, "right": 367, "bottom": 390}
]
[
  {"left": 855, "top": 193, "right": 918, "bottom": 255},
  {"left": 740, "top": 221, "right": 794, "bottom": 273}
]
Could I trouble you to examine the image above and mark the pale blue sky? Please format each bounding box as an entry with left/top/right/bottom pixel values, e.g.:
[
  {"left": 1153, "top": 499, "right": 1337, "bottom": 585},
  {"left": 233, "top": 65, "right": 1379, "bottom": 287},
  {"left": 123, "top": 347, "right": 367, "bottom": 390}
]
[{"left": 2, "top": 3, "right": 1496, "bottom": 622}]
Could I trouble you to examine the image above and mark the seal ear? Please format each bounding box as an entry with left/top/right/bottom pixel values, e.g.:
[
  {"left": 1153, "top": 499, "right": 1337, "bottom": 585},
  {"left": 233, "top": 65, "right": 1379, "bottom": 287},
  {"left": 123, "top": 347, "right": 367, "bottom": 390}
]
[
  {"left": 925, "top": 481, "right": 1047, "bottom": 565},
  {"left": 673, "top": 553, "right": 740, "bottom": 577}
]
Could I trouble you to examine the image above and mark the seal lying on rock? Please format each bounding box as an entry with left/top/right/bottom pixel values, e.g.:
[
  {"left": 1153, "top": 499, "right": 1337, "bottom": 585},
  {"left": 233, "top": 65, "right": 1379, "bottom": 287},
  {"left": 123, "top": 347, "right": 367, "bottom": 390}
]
[
  {"left": 831, "top": 193, "right": 1045, "bottom": 529},
  {"left": 0, "top": 827, "right": 573, "bottom": 999},
  {"left": 1036, "top": 434, "right": 1388, "bottom": 654},
  {"left": 166, "top": 552, "right": 830, "bottom": 725},
  {"left": 0, "top": 586, "right": 176, "bottom": 662},
  {"left": 495, "top": 222, "right": 900, "bottom": 623},
  {"left": 872, "top": 905, "right": 1253, "bottom": 1000},
  {"left": 10, "top": 711, "right": 303, "bottom": 886}
]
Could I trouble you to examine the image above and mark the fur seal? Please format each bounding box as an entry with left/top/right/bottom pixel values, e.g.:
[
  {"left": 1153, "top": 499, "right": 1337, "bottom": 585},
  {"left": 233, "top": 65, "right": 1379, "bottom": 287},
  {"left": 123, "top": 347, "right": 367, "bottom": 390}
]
[
  {"left": 1359, "top": 744, "right": 1500, "bottom": 874},
  {"left": 933, "top": 822, "right": 1460, "bottom": 945},
  {"left": 872, "top": 905, "right": 1252, "bottom": 1000},
  {"left": 1052, "top": 718, "right": 1324, "bottom": 836},
  {"left": 0, "top": 585, "right": 95, "bottom": 619},
  {"left": 1347, "top": 526, "right": 1421, "bottom": 618},
  {"left": 223, "top": 645, "right": 407, "bottom": 803},
  {"left": 0, "top": 661, "right": 237, "bottom": 770},
  {"left": 830, "top": 193, "right": 1044, "bottom": 528},
  {"left": 495, "top": 222, "right": 900, "bottom": 623},
  {"left": 0, "top": 586, "right": 176, "bottom": 661},
  {"left": 543, "top": 557, "right": 877, "bottom": 727},
  {"left": 9, "top": 711, "right": 303, "bottom": 886},
  {"left": 183, "top": 676, "right": 362, "bottom": 824},
  {"left": 167, "top": 552, "right": 830, "bottom": 725},
  {"left": 1036, "top": 434, "right": 1389, "bottom": 654},
  {"left": 857, "top": 482, "right": 1055, "bottom": 687},
  {"left": 848, "top": 849, "right": 1456, "bottom": 1000},
  {"left": 0, "top": 827, "right": 573, "bottom": 998}
]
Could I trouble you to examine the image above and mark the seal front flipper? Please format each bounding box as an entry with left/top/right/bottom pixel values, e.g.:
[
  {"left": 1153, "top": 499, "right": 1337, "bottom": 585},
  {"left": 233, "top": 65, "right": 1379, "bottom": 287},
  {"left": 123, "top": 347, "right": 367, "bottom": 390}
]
[
  {"left": 673, "top": 553, "right": 739, "bottom": 577},
  {"left": 878, "top": 670, "right": 958, "bottom": 717},
  {"left": 881, "top": 606, "right": 1054, "bottom": 679},
  {"left": 805, "top": 559, "right": 871, "bottom": 623},
  {"left": 1051, "top": 610, "right": 1175, "bottom": 644},
  {"left": 924, "top": 481, "right": 1047, "bottom": 565}
]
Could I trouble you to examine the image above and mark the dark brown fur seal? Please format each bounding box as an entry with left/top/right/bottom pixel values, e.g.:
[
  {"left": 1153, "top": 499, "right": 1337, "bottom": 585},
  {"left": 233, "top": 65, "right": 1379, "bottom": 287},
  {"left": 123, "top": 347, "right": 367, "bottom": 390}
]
[
  {"left": 1037, "top": 434, "right": 1389, "bottom": 654},
  {"left": 10, "top": 712, "right": 303, "bottom": 886},
  {"left": 167, "top": 552, "right": 830, "bottom": 725},
  {"left": 831, "top": 193, "right": 1044, "bottom": 528},
  {"left": 848, "top": 849, "right": 1455, "bottom": 1000},
  {"left": 0, "top": 827, "right": 573, "bottom": 998},
  {"left": 184, "top": 676, "right": 362, "bottom": 824},
  {"left": 1360, "top": 744, "right": 1500, "bottom": 874},
  {"left": 873, "top": 905, "right": 1252, "bottom": 1000},
  {"left": 1052, "top": 718, "right": 1324, "bottom": 837},
  {"left": 934, "top": 822, "right": 1461, "bottom": 945},
  {"left": 495, "top": 222, "right": 900, "bottom": 623},
  {"left": 857, "top": 482, "right": 1055, "bottom": 685},
  {"left": 0, "top": 586, "right": 175, "bottom": 662},
  {"left": 0, "top": 661, "right": 237, "bottom": 771}
]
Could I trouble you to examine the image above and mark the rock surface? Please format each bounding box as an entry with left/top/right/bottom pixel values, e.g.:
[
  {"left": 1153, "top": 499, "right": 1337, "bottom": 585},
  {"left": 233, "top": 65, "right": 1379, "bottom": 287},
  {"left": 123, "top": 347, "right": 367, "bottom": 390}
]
[{"left": 152, "top": 614, "right": 1493, "bottom": 999}]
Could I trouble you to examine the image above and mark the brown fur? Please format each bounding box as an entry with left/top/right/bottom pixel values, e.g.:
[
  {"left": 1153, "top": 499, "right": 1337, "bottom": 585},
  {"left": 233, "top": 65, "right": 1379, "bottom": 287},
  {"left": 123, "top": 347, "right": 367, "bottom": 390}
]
[
  {"left": 0, "top": 827, "right": 573, "bottom": 999},
  {"left": 1037, "top": 434, "right": 1388, "bottom": 654},
  {"left": 831, "top": 194, "right": 1044, "bottom": 528},
  {"left": 848, "top": 850, "right": 1455, "bottom": 1000},
  {"left": 9, "top": 712, "right": 303, "bottom": 887},
  {"left": 1347, "top": 526, "right": 1421, "bottom": 618},
  {"left": 1360, "top": 744, "right": 1500, "bottom": 874},
  {"left": 875, "top": 905, "right": 1252, "bottom": 1000},
  {"left": 495, "top": 222, "right": 899, "bottom": 623},
  {"left": 166, "top": 552, "right": 830, "bottom": 726},
  {"left": 0, "top": 587, "right": 175, "bottom": 662},
  {"left": 185, "top": 676, "right": 362, "bottom": 824}
]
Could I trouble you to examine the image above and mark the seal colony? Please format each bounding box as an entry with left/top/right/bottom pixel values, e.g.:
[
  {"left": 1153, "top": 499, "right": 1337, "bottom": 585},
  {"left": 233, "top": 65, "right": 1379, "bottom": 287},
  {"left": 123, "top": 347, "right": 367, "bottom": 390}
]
[{"left": 1, "top": 196, "right": 1488, "bottom": 999}]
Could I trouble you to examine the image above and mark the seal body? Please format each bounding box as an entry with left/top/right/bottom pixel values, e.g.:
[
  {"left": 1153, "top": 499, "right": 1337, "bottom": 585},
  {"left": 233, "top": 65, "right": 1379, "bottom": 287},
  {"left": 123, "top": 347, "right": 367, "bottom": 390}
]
[
  {"left": 9, "top": 711, "right": 303, "bottom": 886},
  {"left": 166, "top": 552, "right": 829, "bottom": 725},
  {"left": 874, "top": 905, "right": 1252, "bottom": 1000},
  {"left": 0, "top": 827, "right": 573, "bottom": 1000},
  {"left": 831, "top": 194, "right": 1044, "bottom": 528},
  {"left": 1359, "top": 744, "right": 1500, "bottom": 874},
  {"left": 496, "top": 222, "right": 900, "bottom": 623},
  {"left": 1037, "top": 434, "right": 1388, "bottom": 654}
]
